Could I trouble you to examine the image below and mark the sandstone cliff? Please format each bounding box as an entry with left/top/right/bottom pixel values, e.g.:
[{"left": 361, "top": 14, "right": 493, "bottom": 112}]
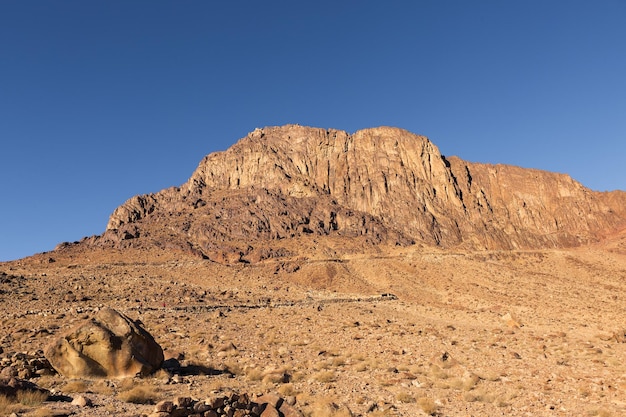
[{"left": 95, "top": 125, "right": 626, "bottom": 261}]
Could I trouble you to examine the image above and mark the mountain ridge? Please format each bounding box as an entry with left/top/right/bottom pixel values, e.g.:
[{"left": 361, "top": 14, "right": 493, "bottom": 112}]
[{"left": 91, "top": 125, "right": 626, "bottom": 262}]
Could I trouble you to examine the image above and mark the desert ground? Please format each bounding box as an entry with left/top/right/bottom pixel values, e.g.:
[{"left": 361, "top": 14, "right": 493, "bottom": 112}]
[{"left": 1, "top": 233, "right": 626, "bottom": 416}]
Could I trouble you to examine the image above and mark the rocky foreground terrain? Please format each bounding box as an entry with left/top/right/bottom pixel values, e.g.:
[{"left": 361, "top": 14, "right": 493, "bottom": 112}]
[{"left": 1, "top": 125, "right": 626, "bottom": 416}]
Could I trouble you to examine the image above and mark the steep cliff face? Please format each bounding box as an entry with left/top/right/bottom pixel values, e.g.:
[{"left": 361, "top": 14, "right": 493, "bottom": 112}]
[{"left": 101, "top": 125, "right": 626, "bottom": 260}]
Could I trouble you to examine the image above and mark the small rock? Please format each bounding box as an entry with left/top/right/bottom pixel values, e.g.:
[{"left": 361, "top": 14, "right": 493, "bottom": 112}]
[
  {"left": 154, "top": 400, "right": 175, "bottom": 413},
  {"left": 256, "top": 393, "right": 282, "bottom": 409},
  {"left": 174, "top": 396, "right": 193, "bottom": 408},
  {"left": 71, "top": 395, "right": 92, "bottom": 407},
  {"left": 260, "top": 404, "right": 281, "bottom": 417},
  {"left": 279, "top": 402, "right": 304, "bottom": 417}
]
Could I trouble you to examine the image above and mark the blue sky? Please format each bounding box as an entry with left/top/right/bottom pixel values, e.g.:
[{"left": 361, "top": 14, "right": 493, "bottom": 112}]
[{"left": 1, "top": 1, "right": 625, "bottom": 261}]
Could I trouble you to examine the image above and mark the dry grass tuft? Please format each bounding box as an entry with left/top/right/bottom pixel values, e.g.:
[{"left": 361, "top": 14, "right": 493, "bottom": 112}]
[
  {"left": 16, "top": 390, "right": 48, "bottom": 406},
  {"left": 354, "top": 362, "right": 368, "bottom": 372},
  {"left": 90, "top": 379, "right": 114, "bottom": 395},
  {"left": 117, "top": 384, "right": 157, "bottom": 404},
  {"left": 417, "top": 397, "right": 438, "bottom": 415},
  {"left": 277, "top": 383, "right": 298, "bottom": 397},
  {"left": 587, "top": 409, "right": 613, "bottom": 417},
  {"left": 244, "top": 366, "right": 265, "bottom": 381},
  {"left": 313, "top": 370, "right": 337, "bottom": 383},
  {"left": 0, "top": 394, "right": 18, "bottom": 414},
  {"left": 152, "top": 368, "right": 171, "bottom": 380},
  {"left": 61, "top": 379, "right": 89, "bottom": 393},
  {"left": 462, "top": 388, "right": 496, "bottom": 404},
  {"left": 369, "top": 411, "right": 394, "bottom": 417},
  {"left": 30, "top": 408, "right": 56, "bottom": 417},
  {"left": 395, "top": 391, "right": 415, "bottom": 403},
  {"left": 308, "top": 399, "right": 353, "bottom": 417}
]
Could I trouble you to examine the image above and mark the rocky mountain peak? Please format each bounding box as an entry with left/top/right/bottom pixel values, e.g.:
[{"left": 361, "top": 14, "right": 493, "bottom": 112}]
[{"left": 100, "top": 125, "right": 626, "bottom": 262}]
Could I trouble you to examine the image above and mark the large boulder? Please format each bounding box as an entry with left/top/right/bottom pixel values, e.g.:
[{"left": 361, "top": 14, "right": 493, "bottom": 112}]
[{"left": 45, "top": 308, "right": 164, "bottom": 378}]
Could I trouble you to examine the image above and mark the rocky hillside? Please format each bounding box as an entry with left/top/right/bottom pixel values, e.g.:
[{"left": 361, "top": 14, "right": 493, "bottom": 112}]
[{"left": 84, "top": 125, "right": 625, "bottom": 262}]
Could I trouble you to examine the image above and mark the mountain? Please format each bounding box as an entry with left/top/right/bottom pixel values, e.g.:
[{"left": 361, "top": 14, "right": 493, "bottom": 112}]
[{"left": 80, "top": 125, "right": 626, "bottom": 263}]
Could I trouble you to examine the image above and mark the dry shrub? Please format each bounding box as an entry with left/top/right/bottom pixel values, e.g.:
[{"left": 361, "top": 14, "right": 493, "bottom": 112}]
[
  {"left": 289, "top": 371, "right": 306, "bottom": 382},
  {"left": 90, "top": 379, "right": 114, "bottom": 395},
  {"left": 308, "top": 399, "right": 353, "bottom": 417},
  {"left": 463, "top": 388, "right": 495, "bottom": 403},
  {"left": 153, "top": 368, "right": 171, "bottom": 381},
  {"left": 62, "top": 379, "right": 89, "bottom": 393},
  {"left": 463, "top": 373, "right": 481, "bottom": 391},
  {"left": 586, "top": 409, "right": 609, "bottom": 417},
  {"left": 117, "top": 384, "right": 157, "bottom": 404},
  {"left": 395, "top": 391, "right": 415, "bottom": 403},
  {"left": 16, "top": 390, "right": 48, "bottom": 406},
  {"left": 313, "top": 360, "right": 331, "bottom": 371},
  {"left": 409, "top": 364, "right": 426, "bottom": 375},
  {"left": 417, "top": 397, "right": 438, "bottom": 415},
  {"left": 30, "top": 408, "right": 56, "bottom": 417},
  {"left": 245, "top": 366, "right": 264, "bottom": 381},
  {"left": 223, "top": 361, "right": 243, "bottom": 376},
  {"left": 313, "top": 371, "right": 336, "bottom": 383},
  {"left": 277, "top": 383, "right": 298, "bottom": 397},
  {"left": 331, "top": 356, "right": 346, "bottom": 367},
  {"left": 262, "top": 372, "right": 287, "bottom": 384},
  {"left": 369, "top": 411, "right": 394, "bottom": 417},
  {"left": 429, "top": 364, "right": 448, "bottom": 380},
  {"left": 0, "top": 394, "right": 18, "bottom": 414},
  {"left": 354, "top": 362, "right": 368, "bottom": 372},
  {"left": 118, "top": 377, "right": 136, "bottom": 391}
]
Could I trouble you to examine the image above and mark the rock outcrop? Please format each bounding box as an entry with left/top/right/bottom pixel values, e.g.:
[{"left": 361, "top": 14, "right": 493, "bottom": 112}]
[
  {"left": 91, "top": 125, "right": 626, "bottom": 260},
  {"left": 45, "top": 308, "right": 163, "bottom": 378}
]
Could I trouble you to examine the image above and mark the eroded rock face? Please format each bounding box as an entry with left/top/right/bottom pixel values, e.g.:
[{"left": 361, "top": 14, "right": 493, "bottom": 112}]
[
  {"left": 45, "top": 308, "right": 163, "bottom": 378},
  {"left": 97, "top": 125, "right": 626, "bottom": 258}
]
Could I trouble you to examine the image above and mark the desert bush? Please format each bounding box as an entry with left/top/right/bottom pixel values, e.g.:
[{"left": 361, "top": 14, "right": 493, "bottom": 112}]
[
  {"left": 331, "top": 356, "right": 346, "bottom": 367},
  {"left": 244, "top": 366, "right": 264, "bottom": 381},
  {"left": 0, "top": 394, "right": 17, "bottom": 415},
  {"left": 395, "top": 391, "right": 415, "bottom": 403},
  {"left": 313, "top": 370, "right": 336, "bottom": 383},
  {"left": 277, "top": 383, "right": 298, "bottom": 396},
  {"left": 262, "top": 371, "right": 287, "bottom": 384},
  {"left": 313, "top": 360, "right": 331, "bottom": 371},
  {"left": 223, "top": 361, "right": 243, "bottom": 376},
  {"left": 587, "top": 409, "right": 612, "bottom": 417},
  {"left": 429, "top": 364, "right": 448, "bottom": 380},
  {"left": 117, "top": 385, "right": 157, "bottom": 404},
  {"left": 62, "top": 379, "right": 89, "bottom": 393},
  {"left": 16, "top": 390, "right": 48, "bottom": 406},
  {"left": 354, "top": 362, "right": 368, "bottom": 372},
  {"left": 30, "top": 408, "right": 55, "bottom": 417},
  {"left": 417, "top": 397, "right": 438, "bottom": 415},
  {"left": 90, "top": 379, "right": 115, "bottom": 395},
  {"left": 463, "top": 388, "right": 495, "bottom": 403},
  {"left": 308, "top": 400, "right": 353, "bottom": 417}
]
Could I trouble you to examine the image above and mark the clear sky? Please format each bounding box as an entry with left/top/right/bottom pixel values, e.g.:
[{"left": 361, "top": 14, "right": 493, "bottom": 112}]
[{"left": 1, "top": 1, "right": 625, "bottom": 261}]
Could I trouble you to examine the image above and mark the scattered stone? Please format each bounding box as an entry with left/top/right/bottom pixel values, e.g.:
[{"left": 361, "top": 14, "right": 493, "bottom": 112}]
[
  {"left": 142, "top": 392, "right": 302, "bottom": 417},
  {"left": 0, "top": 376, "right": 49, "bottom": 399},
  {"left": 71, "top": 394, "right": 92, "bottom": 407},
  {"left": 155, "top": 400, "right": 175, "bottom": 413},
  {"left": 501, "top": 312, "right": 522, "bottom": 328},
  {"left": 0, "top": 351, "right": 54, "bottom": 380}
]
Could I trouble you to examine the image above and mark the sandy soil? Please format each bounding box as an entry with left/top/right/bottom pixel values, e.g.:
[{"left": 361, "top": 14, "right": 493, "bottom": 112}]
[{"left": 1, "top": 235, "right": 626, "bottom": 416}]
